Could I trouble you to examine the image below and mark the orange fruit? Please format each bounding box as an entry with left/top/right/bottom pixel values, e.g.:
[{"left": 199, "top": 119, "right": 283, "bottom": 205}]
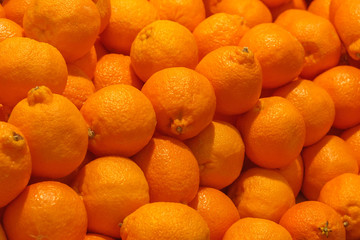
[
  {"left": 149, "top": 0, "right": 205, "bottom": 31},
  {"left": 132, "top": 134, "right": 199, "bottom": 204},
  {"left": 120, "top": 202, "right": 210, "bottom": 240},
  {"left": 8, "top": 86, "right": 89, "bottom": 178},
  {"left": 329, "top": 0, "right": 343, "bottom": 23},
  {"left": 0, "top": 18, "right": 23, "bottom": 42},
  {"left": 185, "top": 120, "right": 245, "bottom": 190},
  {"left": 23, "top": 0, "right": 101, "bottom": 62},
  {"left": 0, "top": 121, "right": 31, "bottom": 208},
  {"left": 195, "top": 46, "right": 262, "bottom": 115},
  {"left": 204, "top": 0, "right": 272, "bottom": 28},
  {"left": 261, "top": 0, "right": 291, "bottom": 8},
  {"left": 236, "top": 96, "right": 306, "bottom": 169},
  {"left": 85, "top": 233, "right": 115, "bottom": 240},
  {"left": 223, "top": 217, "right": 292, "bottom": 240},
  {"left": 0, "top": 37, "right": 67, "bottom": 108},
  {"left": 313, "top": 65, "right": 360, "bottom": 129},
  {"left": 188, "top": 187, "right": 240, "bottom": 240},
  {"left": 99, "top": 0, "right": 159, "bottom": 55},
  {"left": 318, "top": 173, "right": 360, "bottom": 240},
  {"left": 307, "top": 0, "right": 331, "bottom": 20},
  {"left": 276, "top": 155, "right": 304, "bottom": 198},
  {"left": 3, "top": 181, "right": 88, "bottom": 240},
  {"left": 141, "top": 67, "right": 216, "bottom": 140},
  {"left": 279, "top": 201, "right": 346, "bottom": 240},
  {"left": 62, "top": 64, "right": 95, "bottom": 110},
  {"left": 80, "top": 84, "right": 156, "bottom": 157},
  {"left": 239, "top": 23, "right": 305, "bottom": 88},
  {"left": 301, "top": 135, "right": 359, "bottom": 200},
  {"left": 71, "top": 156, "right": 150, "bottom": 238},
  {"left": 227, "top": 167, "right": 295, "bottom": 222},
  {"left": 93, "top": 53, "right": 143, "bottom": 91},
  {"left": 92, "top": 0, "right": 111, "bottom": 34},
  {"left": 193, "top": 13, "right": 249, "bottom": 60},
  {"left": 274, "top": 9, "right": 341, "bottom": 79},
  {"left": 273, "top": 79, "right": 335, "bottom": 146},
  {"left": 333, "top": 0, "right": 360, "bottom": 61},
  {"left": 269, "top": 0, "right": 307, "bottom": 20},
  {"left": 1, "top": 0, "right": 31, "bottom": 26},
  {"left": 68, "top": 45, "right": 97, "bottom": 79},
  {"left": 94, "top": 36, "right": 109, "bottom": 60},
  {"left": 0, "top": 223, "right": 6, "bottom": 240},
  {"left": 341, "top": 124, "right": 360, "bottom": 167},
  {"left": 130, "top": 20, "right": 199, "bottom": 82}
]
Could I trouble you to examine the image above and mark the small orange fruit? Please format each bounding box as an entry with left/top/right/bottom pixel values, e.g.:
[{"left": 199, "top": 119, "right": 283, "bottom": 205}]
[
  {"left": 223, "top": 217, "right": 292, "bottom": 240},
  {"left": 85, "top": 233, "right": 115, "bottom": 240},
  {"left": 204, "top": 0, "right": 272, "bottom": 28},
  {"left": 68, "top": 46, "right": 97, "bottom": 79},
  {"left": 195, "top": 46, "right": 262, "bottom": 115},
  {"left": 185, "top": 120, "right": 245, "bottom": 190},
  {"left": 188, "top": 187, "right": 240, "bottom": 240},
  {"left": 72, "top": 156, "right": 150, "bottom": 238},
  {"left": 307, "top": 0, "right": 331, "bottom": 20},
  {"left": 277, "top": 155, "right": 304, "bottom": 198},
  {"left": 120, "top": 202, "right": 210, "bottom": 240},
  {"left": 239, "top": 23, "right": 305, "bottom": 88},
  {"left": 273, "top": 79, "right": 335, "bottom": 146},
  {"left": 318, "top": 173, "right": 360, "bottom": 240},
  {"left": 269, "top": 0, "right": 307, "bottom": 20},
  {"left": 301, "top": 135, "right": 359, "bottom": 200},
  {"left": 80, "top": 84, "right": 156, "bottom": 157},
  {"left": 3, "top": 181, "right": 88, "bottom": 240},
  {"left": 227, "top": 167, "right": 295, "bottom": 222},
  {"left": 62, "top": 64, "right": 95, "bottom": 110},
  {"left": 92, "top": 0, "right": 111, "bottom": 34},
  {"left": 23, "top": 0, "right": 101, "bottom": 62},
  {"left": 8, "top": 86, "right": 89, "bottom": 178},
  {"left": 279, "top": 201, "right": 346, "bottom": 240},
  {"left": 93, "top": 53, "right": 143, "bottom": 91},
  {"left": 130, "top": 20, "right": 199, "bottom": 82},
  {"left": 0, "top": 18, "right": 23, "bottom": 42},
  {"left": 0, "top": 37, "right": 68, "bottom": 108},
  {"left": 0, "top": 121, "right": 31, "bottom": 208},
  {"left": 236, "top": 96, "right": 306, "bottom": 169},
  {"left": 313, "top": 65, "right": 360, "bottom": 129},
  {"left": 329, "top": 0, "right": 343, "bottom": 23},
  {"left": 1, "top": 0, "right": 31, "bottom": 26},
  {"left": 274, "top": 9, "right": 341, "bottom": 79},
  {"left": 132, "top": 135, "right": 199, "bottom": 204},
  {"left": 193, "top": 13, "right": 249, "bottom": 60},
  {"left": 141, "top": 67, "right": 216, "bottom": 140},
  {"left": 100, "top": 0, "right": 159, "bottom": 55},
  {"left": 340, "top": 124, "right": 360, "bottom": 167},
  {"left": 149, "top": 0, "right": 205, "bottom": 31}
]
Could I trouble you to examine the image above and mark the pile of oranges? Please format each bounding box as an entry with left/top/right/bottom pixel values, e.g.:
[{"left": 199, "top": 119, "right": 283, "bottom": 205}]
[{"left": 1, "top": 0, "right": 360, "bottom": 239}]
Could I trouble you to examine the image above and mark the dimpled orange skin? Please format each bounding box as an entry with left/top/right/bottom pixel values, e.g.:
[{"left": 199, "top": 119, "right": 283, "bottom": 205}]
[
  {"left": 149, "top": 0, "right": 206, "bottom": 32},
  {"left": 3, "top": 181, "right": 88, "bottom": 240},
  {"left": 274, "top": 9, "right": 341, "bottom": 79},
  {"left": 0, "top": 37, "right": 68, "bottom": 108},
  {"left": 273, "top": 79, "right": 335, "bottom": 146},
  {"left": 132, "top": 135, "right": 200, "bottom": 204},
  {"left": 0, "top": 122, "right": 31, "bottom": 208},
  {"left": 100, "top": 0, "right": 159, "bottom": 55},
  {"left": 8, "top": 86, "right": 89, "bottom": 179},
  {"left": 130, "top": 20, "right": 199, "bottom": 82},
  {"left": 223, "top": 217, "right": 293, "bottom": 240},
  {"left": 71, "top": 156, "right": 150, "bottom": 238},
  {"left": 141, "top": 67, "right": 216, "bottom": 140},
  {"left": 120, "top": 202, "right": 210, "bottom": 240},
  {"left": 301, "top": 135, "right": 359, "bottom": 200},
  {"left": 80, "top": 84, "right": 157, "bottom": 157},
  {"left": 227, "top": 167, "right": 295, "bottom": 223},
  {"left": 239, "top": 23, "right": 305, "bottom": 89},
  {"left": 195, "top": 46, "right": 262, "bottom": 115},
  {"left": 188, "top": 187, "right": 240, "bottom": 240},
  {"left": 236, "top": 96, "right": 306, "bottom": 169},
  {"left": 23, "top": 0, "right": 101, "bottom": 62},
  {"left": 0, "top": 18, "right": 23, "bottom": 42},
  {"left": 279, "top": 201, "right": 346, "bottom": 240},
  {"left": 193, "top": 13, "right": 249, "bottom": 60}
]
